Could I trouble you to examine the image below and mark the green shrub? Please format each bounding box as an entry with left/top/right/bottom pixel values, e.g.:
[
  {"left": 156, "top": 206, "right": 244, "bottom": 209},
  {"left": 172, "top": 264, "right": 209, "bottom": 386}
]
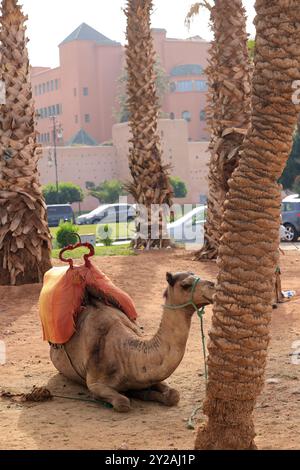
[
  {"left": 169, "top": 176, "right": 188, "bottom": 198},
  {"left": 56, "top": 221, "right": 79, "bottom": 248},
  {"left": 43, "top": 182, "right": 84, "bottom": 205},
  {"left": 97, "top": 224, "right": 114, "bottom": 246}
]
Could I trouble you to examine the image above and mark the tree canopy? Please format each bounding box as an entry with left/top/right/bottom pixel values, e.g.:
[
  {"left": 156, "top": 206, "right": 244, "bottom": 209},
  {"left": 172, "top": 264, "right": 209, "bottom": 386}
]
[
  {"left": 43, "top": 182, "right": 84, "bottom": 205},
  {"left": 279, "top": 131, "right": 300, "bottom": 189},
  {"left": 88, "top": 179, "right": 126, "bottom": 204},
  {"left": 169, "top": 176, "right": 188, "bottom": 198}
]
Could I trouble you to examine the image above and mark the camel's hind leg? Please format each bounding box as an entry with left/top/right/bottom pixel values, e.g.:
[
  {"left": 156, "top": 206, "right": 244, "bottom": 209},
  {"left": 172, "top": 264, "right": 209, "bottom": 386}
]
[
  {"left": 127, "top": 382, "right": 180, "bottom": 407},
  {"left": 87, "top": 377, "right": 131, "bottom": 413}
]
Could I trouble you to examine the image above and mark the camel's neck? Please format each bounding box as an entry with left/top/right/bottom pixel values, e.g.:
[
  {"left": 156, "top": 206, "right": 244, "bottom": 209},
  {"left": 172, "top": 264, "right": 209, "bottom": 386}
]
[{"left": 129, "top": 306, "right": 192, "bottom": 385}]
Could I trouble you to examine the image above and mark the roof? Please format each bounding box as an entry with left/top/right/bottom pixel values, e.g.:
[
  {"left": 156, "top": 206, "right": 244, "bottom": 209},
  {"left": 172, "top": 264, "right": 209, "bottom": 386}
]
[
  {"left": 60, "top": 23, "right": 120, "bottom": 47},
  {"left": 283, "top": 194, "right": 300, "bottom": 202},
  {"left": 67, "top": 129, "right": 99, "bottom": 146}
]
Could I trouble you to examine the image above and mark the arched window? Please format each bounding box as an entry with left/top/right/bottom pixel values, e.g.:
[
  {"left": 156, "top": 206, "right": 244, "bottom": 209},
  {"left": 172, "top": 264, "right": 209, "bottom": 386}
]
[
  {"left": 200, "top": 110, "right": 206, "bottom": 121},
  {"left": 182, "top": 111, "right": 191, "bottom": 122}
]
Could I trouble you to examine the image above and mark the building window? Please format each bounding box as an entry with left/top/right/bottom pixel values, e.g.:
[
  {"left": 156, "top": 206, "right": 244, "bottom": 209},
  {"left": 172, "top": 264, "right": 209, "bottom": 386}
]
[
  {"left": 83, "top": 87, "right": 89, "bottom": 96},
  {"left": 74, "top": 88, "right": 77, "bottom": 97},
  {"left": 182, "top": 110, "right": 191, "bottom": 122},
  {"left": 170, "top": 112, "right": 175, "bottom": 120},
  {"left": 48, "top": 106, "right": 52, "bottom": 117},
  {"left": 52, "top": 105, "right": 56, "bottom": 116},
  {"left": 44, "top": 107, "right": 48, "bottom": 118},
  {"left": 50, "top": 80, "right": 54, "bottom": 91},
  {"left": 75, "top": 115, "right": 78, "bottom": 123},
  {"left": 47, "top": 133, "right": 50, "bottom": 142},
  {"left": 85, "top": 114, "right": 90, "bottom": 123},
  {"left": 56, "top": 104, "right": 60, "bottom": 115},
  {"left": 195, "top": 80, "right": 208, "bottom": 92},
  {"left": 55, "top": 79, "right": 59, "bottom": 90},
  {"left": 34, "top": 85, "right": 38, "bottom": 96},
  {"left": 42, "top": 83, "right": 46, "bottom": 94},
  {"left": 170, "top": 64, "right": 204, "bottom": 77},
  {"left": 38, "top": 84, "right": 42, "bottom": 95},
  {"left": 200, "top": 110, "right": 206, "bottom": 121},
  {"left": 176, "top": 80, "right": 193, "bottom": 92}
]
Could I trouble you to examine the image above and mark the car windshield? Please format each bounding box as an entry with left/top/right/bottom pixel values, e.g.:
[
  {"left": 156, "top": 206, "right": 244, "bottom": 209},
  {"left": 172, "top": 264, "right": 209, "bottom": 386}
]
[
  {"left": 87, "top": 205, "right": 109, "bottom": 217},
  {"left": 282, "top": 202, "right": 300, "bottom": 212},
  {"left": 47, "top": 206, "right": 72, "bottom": 215}
]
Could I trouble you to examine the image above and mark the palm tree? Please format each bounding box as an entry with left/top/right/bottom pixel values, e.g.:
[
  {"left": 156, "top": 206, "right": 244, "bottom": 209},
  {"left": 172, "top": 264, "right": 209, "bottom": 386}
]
[
  {"left": 0, "top": 0, "right": 51, "bottom": 285},
  {"left": 186, "top": 1, "right": 251, "bottom": 260},
  {"left": 124, "top": 0, "right": 173, "bottom": 249},
  {"left": 195, "top": 0, "right": 300, "bottom": 449}
]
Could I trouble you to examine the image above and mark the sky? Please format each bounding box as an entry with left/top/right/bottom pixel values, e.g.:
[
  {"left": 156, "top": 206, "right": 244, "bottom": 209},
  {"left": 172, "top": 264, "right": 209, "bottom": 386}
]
[{"left": 21, "top": 0, "right": 256, "bottom": 68}]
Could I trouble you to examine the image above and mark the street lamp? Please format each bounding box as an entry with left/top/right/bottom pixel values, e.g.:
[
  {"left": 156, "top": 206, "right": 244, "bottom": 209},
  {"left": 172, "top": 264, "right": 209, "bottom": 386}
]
[{"left": 49, "top": 116, "right": 63, "bottom": 192}]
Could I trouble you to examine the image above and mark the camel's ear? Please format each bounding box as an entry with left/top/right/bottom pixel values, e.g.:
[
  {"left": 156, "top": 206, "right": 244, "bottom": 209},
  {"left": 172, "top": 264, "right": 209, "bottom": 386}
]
[
  {"left": 166, "top": 272, "right": 175, "bottom": 287},
  {"left": 180, "top": 275, "right": 195, "bottom": 290}
]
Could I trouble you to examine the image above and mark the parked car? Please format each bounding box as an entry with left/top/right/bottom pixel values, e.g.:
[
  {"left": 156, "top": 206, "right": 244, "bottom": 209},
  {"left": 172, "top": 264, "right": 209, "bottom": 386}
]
[
  {"left": 281, "top": 194, "right": 300, "bottom": 242},
  {"left": 76, "top": 203, "right": 136, "bottom": 225},
  {"left": 46, "top": 204, "right": 75, "bottom": 227},
  {"left": 167, "top": 205, "right": 206, "bottom": 244}
]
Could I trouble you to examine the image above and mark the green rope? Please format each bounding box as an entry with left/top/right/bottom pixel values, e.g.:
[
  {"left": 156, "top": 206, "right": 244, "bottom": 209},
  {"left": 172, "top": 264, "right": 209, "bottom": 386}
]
[
  {"left": 53, "top": 394, "right": 113, "bottom": 408},
  {"left": 164, "top": 277, "right": 208, "bottom": 429}
]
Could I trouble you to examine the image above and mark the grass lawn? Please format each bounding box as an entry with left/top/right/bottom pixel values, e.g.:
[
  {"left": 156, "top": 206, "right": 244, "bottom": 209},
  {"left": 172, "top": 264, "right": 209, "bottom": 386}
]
[
  {"left": 50, "top": 222, "right": 135, "bottom": 241},
  {"left": 52, "top": 243, "right": 135, "bottom": 259}
]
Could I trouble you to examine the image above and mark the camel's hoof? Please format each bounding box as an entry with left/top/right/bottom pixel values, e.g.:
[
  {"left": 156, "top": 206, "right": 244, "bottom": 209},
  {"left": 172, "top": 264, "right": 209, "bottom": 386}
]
[
  {"left": 163, "top": 388, "right": 180, "bottom": 406},
  {"left": 113, "top": 398, "right": 131, "bottom": 413}
]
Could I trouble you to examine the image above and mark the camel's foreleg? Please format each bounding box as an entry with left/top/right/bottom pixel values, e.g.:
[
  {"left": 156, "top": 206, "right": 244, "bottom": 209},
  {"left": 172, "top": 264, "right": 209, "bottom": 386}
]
[
  {"left": 126, "top": 382, "right": 180, "bottom": 406},
  {"left": 87, "top": 377, "right": 131, "bottom": 412}
]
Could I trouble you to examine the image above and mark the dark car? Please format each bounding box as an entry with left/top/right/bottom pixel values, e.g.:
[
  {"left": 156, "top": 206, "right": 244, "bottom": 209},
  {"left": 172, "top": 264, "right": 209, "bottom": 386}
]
[
  {"left": 281, "top": 195, "right": 300, "bottom": 242},
  {"left": 46, "top": 204, "right": 75, "bottom": 227}
]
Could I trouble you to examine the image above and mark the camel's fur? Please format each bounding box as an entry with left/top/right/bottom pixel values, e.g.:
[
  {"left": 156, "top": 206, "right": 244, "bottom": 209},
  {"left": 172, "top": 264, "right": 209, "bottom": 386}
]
[{"left": 50, "top": 272, "right": 215, "bottom": 412}]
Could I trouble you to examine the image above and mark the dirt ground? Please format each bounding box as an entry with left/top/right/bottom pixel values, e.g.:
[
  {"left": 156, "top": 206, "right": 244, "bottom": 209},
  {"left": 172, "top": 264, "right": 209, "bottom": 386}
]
[{"left": 0, "top": 248, "right": 299, "bottom": 450}]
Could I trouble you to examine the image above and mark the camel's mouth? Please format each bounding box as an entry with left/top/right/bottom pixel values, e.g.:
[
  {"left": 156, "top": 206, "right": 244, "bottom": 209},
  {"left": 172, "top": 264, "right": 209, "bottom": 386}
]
[{"left": 196, "top": 296, "right": 213, "bottom": 308}]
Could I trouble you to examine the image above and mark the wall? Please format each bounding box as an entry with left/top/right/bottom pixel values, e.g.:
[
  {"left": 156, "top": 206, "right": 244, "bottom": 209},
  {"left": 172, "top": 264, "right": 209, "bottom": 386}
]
[
  {"left": 39, "top": 145, "right": 117, "bottom": 211},
  {"left": 38, "top": 120, "right": 210, "bottom": 211}
]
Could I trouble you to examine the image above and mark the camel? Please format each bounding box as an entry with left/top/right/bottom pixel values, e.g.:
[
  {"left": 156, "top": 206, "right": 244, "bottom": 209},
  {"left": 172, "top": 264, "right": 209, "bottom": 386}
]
[{"left": 50, "top": 272, "right": 215, "bottom": 412}]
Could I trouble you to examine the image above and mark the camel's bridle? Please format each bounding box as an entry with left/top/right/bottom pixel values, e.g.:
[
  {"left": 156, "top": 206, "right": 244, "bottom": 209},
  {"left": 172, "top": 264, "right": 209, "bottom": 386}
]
[{"left": 164, "top": 276, "right": 208, "bottom": 382}]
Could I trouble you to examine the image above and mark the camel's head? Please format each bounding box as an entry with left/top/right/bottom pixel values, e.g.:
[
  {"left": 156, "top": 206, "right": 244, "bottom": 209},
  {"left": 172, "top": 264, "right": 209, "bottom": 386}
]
[{"left": 164, "top": 272, "right": 215, "bottom": 313}]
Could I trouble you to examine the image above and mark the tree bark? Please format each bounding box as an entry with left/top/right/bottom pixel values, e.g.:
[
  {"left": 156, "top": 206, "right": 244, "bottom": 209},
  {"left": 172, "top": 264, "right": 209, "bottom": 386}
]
[
  {"left": 195, "top": 0, "right": 300, "bottom": 449},
  {"left": 0, "top": 0, "right": 52, "bottom": 285},
  {"left": 187, "top": 1, "right": 252, "bottom": 260},
  {"left": 125, "top": 0, "right": 173, "bottom": 249}
]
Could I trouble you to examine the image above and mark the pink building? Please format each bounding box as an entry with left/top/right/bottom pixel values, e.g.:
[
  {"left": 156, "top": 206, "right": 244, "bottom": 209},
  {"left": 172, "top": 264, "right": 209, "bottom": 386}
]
[{"left": 31, "top": 23, "right": 210, "bottom": 145}]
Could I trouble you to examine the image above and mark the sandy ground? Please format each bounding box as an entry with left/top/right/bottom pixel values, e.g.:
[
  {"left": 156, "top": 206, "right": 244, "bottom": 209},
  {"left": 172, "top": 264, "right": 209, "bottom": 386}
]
[{"left": 0, "top": 248, "right": 299, "bottom": 450}]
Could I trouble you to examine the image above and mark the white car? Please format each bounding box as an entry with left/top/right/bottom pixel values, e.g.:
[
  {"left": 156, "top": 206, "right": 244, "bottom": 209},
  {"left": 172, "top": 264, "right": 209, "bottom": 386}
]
[
  {"left": 167, "top": 205, "right": 206, "bottom": 244},
  {"left": 76, "top": 203, "right": 136, "bottom": 225},
  {"left": 167, "top": 206, "right": 286, "bottom": 245}
]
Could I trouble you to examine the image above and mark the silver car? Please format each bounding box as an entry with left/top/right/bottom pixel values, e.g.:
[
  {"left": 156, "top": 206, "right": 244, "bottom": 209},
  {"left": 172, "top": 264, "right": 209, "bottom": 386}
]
[{"left": 76, "top": 203, "right": 136, "bottom": 225}]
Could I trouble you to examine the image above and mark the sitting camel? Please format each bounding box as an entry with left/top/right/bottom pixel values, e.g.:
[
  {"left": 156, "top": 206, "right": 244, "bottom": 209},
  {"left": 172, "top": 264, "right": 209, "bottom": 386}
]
[{"left": 50, "top": 272, "right": 215, "bottom": 412}]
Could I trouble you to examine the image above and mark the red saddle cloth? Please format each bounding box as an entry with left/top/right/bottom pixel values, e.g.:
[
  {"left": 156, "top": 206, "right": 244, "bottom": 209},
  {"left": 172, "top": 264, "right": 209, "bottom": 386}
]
[{"left": 39, "top": 261, "right": 138, "bottom": 345}]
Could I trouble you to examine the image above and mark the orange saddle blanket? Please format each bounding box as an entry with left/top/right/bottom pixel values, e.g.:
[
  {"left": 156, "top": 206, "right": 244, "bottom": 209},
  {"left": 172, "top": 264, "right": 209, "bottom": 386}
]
[{"left": 39, "top": 262, "right": 138, "bottom": 345}]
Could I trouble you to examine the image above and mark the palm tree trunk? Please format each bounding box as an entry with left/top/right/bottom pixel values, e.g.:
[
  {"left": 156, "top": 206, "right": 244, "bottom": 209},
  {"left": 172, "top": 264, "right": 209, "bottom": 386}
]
[
  {"left": 125, "top": 0, "right": 173, "bottom": 249},
  {"left": 0, "top": 0, "right": 52, "bottom": 285},
  {"left": 187, "top": 1, "right": 252, "bottom": 260},
  {"left": 195, "top": 0, "right": 300, "bottom": 449}
]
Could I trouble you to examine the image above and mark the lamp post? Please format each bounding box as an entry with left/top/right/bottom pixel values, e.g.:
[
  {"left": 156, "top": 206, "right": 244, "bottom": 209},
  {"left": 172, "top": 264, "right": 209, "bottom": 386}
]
[{"left": 48, "top": 116, "right": 63, "bottom": 193}]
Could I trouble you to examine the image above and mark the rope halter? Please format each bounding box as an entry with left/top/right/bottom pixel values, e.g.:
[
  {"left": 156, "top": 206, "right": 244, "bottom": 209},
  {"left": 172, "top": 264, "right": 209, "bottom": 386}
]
[{"left": 164, "top": 276, "right": 208, "bottom": 381}]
